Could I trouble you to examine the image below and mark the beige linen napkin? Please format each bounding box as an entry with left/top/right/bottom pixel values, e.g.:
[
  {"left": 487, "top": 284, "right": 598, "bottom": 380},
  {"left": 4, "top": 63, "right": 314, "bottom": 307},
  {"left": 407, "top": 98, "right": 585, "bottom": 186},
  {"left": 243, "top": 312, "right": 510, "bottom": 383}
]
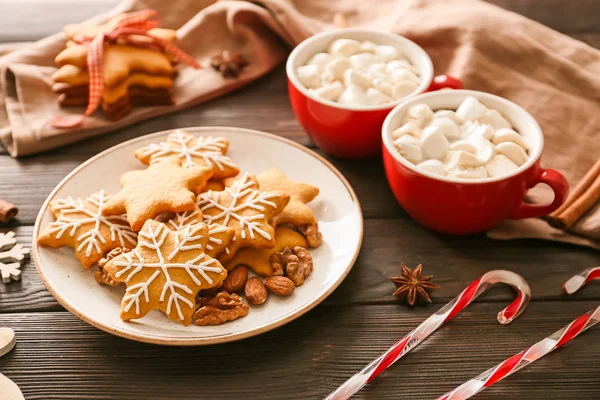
[{"left": 0, "top": 0, "right": 599, "bottom": 246}]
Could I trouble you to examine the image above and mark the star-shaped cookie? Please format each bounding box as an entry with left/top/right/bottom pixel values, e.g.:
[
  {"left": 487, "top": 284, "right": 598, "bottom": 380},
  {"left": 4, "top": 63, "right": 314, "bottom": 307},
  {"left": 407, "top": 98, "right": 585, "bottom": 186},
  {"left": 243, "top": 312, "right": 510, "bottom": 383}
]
[
  {"left": 134, "top": 130, "right": 240, "bottom": 180},
  {"left": 257, "top": 168, "right": 319, "bottom": 227},
  {"left": 103, "top": 220, "right": 227, "bottom": 325},
  {"left": 37, "top": 190, "right": 137, "bottom": 269},
  {"left": 102, "top": 155, "right": 213, "bottom": 231},
  {"left": 197, "top": 172, "right": 289, "bottom": 262}
]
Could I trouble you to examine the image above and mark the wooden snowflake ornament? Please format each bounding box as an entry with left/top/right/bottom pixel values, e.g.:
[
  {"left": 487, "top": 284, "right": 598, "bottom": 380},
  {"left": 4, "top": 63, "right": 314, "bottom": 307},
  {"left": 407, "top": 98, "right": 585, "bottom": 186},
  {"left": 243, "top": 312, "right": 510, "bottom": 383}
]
[
  {"left": 197, "top": 172, "right": 290, "bottom": 262},
  {"left": 37, "top": 191, "right": 136, "bottom": 269},
  {"left": 0, "top": 231, "right": 29, "bottom": 283},
  {"left": 103, "top": 220, "right": 227, "bottom": 325},
  {"left": 134, "top": 130, "right": 240, "bottom": 180}
]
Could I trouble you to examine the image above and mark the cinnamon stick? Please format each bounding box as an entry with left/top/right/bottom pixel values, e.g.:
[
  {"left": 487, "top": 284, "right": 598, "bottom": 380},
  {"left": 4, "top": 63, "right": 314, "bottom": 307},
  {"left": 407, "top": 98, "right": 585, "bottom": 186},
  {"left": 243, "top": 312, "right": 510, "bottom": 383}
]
[
  {"left": 0, "top": 199, "right": 18, "bottom": 224},
  {"left": 547, "top": 159, "right": 600, "bottom": 230}
]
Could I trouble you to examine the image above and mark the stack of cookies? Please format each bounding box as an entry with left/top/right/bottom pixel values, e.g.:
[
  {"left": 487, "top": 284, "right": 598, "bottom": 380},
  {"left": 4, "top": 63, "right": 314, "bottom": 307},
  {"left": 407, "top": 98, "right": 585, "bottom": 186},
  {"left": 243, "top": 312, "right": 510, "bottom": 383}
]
[
  {"left": 37, "top": 129, "right": 323, "bottom": 327},
  {"left": 51, "top": 15, "right": 178, "bottom": 120}
]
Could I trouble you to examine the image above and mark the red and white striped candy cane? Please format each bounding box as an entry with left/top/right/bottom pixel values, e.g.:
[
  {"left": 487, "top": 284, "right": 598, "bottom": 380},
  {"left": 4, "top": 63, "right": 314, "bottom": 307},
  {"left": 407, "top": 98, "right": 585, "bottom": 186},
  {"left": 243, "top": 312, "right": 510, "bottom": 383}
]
[
  {"left": 325, "top": 270, "right": 531, "bottom": 400},
  {"left": 52, "top": 9, "right": 200, "bottom": 128},
  {"left": 437, "top": 266, "right": 600, "bottom": 400}
]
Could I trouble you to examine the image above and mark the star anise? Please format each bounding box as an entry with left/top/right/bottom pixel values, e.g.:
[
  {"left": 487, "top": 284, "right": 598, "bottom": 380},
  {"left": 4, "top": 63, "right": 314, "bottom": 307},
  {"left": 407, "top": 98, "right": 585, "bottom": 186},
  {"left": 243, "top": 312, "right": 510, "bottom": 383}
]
[
  {"left": 390, "top": 264, "right": 440, "bottom": 306},
  {"left": 210, "top": 51, "right": 249, "bottom": 78}
]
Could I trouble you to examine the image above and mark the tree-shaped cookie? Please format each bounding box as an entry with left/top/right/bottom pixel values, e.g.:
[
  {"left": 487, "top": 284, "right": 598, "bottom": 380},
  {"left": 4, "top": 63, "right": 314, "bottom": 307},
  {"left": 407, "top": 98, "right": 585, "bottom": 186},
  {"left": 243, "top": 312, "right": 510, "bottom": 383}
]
[
  {"left": 197, "top": 172, "right": 289, "bottom": 262},
  {"left": 162, "top": 210, "right": 235, "bottom": 258},
  {"left": 134, "top": 130, "right": 239, "bottom": 180},
  {"left": 103, "top": 220, "right": 227, "bottom": 325},
  {"left": 102, "top": 155, "right": 213, "bottom": 231},
  {"left": 37, "top": 190, "right": 137, "bottom": 269},
  {"left": 257, "top": 168, "right": 319, "bottom": 227}
]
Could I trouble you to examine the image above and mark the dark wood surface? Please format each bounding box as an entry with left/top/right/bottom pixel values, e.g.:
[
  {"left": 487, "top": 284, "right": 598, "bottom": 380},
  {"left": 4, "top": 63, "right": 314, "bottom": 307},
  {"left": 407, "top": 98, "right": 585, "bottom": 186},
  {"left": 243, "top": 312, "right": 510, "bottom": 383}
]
[{"left": 1, "top": 1, "right": 599, "bottom": 399}]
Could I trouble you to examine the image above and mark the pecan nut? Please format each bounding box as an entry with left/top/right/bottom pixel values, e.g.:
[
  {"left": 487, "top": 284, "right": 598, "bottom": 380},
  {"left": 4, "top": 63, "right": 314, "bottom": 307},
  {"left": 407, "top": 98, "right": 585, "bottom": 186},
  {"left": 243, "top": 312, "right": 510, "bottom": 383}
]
[
  {"left": 299, "top": 224, "right": 322, "bottom": 248},
  {"left": 193, "top": 291, "right": 249, "bottom": 326},
  {"left": 244, "top": 276, "right": 268, "bottom": 305},
  {"left": 264, "top": 276, "right": 295, "bottom": 296},
  {"left": 271, "top": 246, "right": 313, "bottom": 287},
  {"left": 221, "top": 265, "right": 248, "bottom": 293},
  {"left": 95, "top": 247, "right": 131, "bottom": 286}
]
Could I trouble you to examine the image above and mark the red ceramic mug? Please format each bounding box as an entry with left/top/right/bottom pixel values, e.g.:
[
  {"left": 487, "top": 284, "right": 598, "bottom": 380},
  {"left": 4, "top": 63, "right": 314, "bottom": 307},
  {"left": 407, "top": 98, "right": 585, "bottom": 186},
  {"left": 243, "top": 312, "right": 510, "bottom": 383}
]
[
  {"left": 382, "top": 90, "right": 569, "bottom": 234},
  {"left": 287, "top": 29, "right": 462, "bottom": 158}
]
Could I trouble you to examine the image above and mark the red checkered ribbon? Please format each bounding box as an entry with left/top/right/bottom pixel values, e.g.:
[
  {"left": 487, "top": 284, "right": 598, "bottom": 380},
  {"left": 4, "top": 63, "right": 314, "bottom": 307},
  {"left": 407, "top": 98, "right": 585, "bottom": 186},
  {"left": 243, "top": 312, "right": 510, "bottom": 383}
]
[{"left": 51, "top": 9, "right": 200, "bottom": 128}]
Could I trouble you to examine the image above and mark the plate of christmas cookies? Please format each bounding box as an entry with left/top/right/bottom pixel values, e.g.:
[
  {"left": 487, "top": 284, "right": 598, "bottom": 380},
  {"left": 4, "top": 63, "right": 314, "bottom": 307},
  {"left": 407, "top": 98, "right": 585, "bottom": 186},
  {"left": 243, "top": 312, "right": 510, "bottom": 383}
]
[{"left": 33, "top": 127, "right": 363, "bottom": 345}]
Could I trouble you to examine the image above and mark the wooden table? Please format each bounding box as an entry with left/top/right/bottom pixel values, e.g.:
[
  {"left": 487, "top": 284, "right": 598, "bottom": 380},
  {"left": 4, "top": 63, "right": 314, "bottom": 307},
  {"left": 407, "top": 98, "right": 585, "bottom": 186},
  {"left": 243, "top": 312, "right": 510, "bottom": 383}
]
[{"left": 1, "top": 1, "right": 599, "bottom": 398}]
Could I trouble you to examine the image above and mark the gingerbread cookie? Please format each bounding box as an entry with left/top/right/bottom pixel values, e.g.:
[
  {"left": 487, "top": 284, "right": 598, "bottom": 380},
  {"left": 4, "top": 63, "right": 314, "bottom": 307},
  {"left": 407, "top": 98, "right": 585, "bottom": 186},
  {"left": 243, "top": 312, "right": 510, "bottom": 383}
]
[
  {"left": 102, "top": 220, "right": 227, "bottom": 325},
  {"left": 102, "top": 156, "right": 213, "bottom": 231},
  {"left": 37, "top": 190, "right": 137, "bottom": 269},
  {"left": 257, "top": 168, "right": 319, "bottom": 227},
  {"left": 224, "top": 226, "right": 308, "bottom": 277},
  {"left": 197, "top": 172, "right": 290, "bottom": 262},
  {"left": 134, "top": 130, "right": 240, "bottom": 180},
  {"left": 55, "top": 44, "right": 174, "bottom": 87},
  {"left": 160, "top": 210, "right": 235, "bottom": 258}
]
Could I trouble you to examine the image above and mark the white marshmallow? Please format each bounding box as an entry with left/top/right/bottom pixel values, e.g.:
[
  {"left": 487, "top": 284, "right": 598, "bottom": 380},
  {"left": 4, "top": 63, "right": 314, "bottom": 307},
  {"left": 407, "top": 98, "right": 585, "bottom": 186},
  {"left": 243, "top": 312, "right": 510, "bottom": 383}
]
[
  {"left": 296, "top": 65, "right": 321, "bottom": 89},
  {"left": 368, "top": 62, "right": 387, "bottom": 76},
  {"left": 421, "top": 125, "right": 450, "bottom": 160},
  {"left": 450, "top": 166, "right": 488, "bottom": 180},
  {"left": 344, "top": 69, "right": 372, "bottom": 89},
  {"left": 431, "top": 117, "right": 460, "bottom": 140},
  {"left": 322, "top": 57, "right": 351, "bottom": 82},
  {"left": 365, "top": 88, "right": 393, "bottom": 105},
  {"left": 406, "top": 104, "right": 434, "bottom": 128},
  {"left": 387, "top": 60, "right": 416, "bottom": 73},
  {"left": 418, "top": 159, "right": 446, "bottom": 176},
  {"left": 470, "top": 136, "right": 496, "bottom": 164},
  {"left": 450, "top": 140, "right": 477, "bottom": 154},
  {"left": 306, "top": 52, "right": 334, "bottom": 72},
  {"left": 492, "top": 128, "right": 530, "bottom": 150},
  {"left": 462, "top": 121, "right": 495, "bottom": 141},
  {"left": 337, "top": 85, "right": 367, "bottom": 106},
  {"left": 328, "top": 38, "right": 361, "bottom": 57},
  {"left": 485, "top": 155, "right": 519, "bottom": 177},
  {"left": 392, "top": 81, "right": 418, "bottom": 100},
  {"left": 394, "top": 134, "right": 422, "bottom": 163},
  {"left": 391, "top": 122, "right": 421, "bottom": 140},
  {"left": 359, "top": 40, "right": 378, "bottom": 53},
  {"left": 496, "top": 142, "right": 528, "bottom": 166},
  {"left": 390, "top": 68, "right": 420, "bottom": 84},
  {"left": 372, "top": 78, "right": 393, "bottom": 96},
  {"left": 312, "top": 81, "right": 344, "bottom": 101},
  {"left": 447, "top": 150, "right": 482, "bottom": 170},
  {"left": 480, "top": 109, "right": 512, "bottom": 130},
  {"left": 350, "top": 53, "right": 379, "bottom": 70},
  {"left": 433, "top": 110, "right": 458, "bottom": 122},
  {"left": 456, "top": 96, "right": 488, "bottom": 122},
  {"left": 376, "top": 45, "right": 402, "bottom": 62}
]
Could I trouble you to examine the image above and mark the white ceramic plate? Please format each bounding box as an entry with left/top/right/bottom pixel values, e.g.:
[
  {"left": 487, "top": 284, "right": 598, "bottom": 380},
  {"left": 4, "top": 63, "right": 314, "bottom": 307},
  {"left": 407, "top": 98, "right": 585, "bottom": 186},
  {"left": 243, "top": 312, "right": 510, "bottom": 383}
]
[{"left": 33, "top": 127, "right": 363, "bottom": 345}]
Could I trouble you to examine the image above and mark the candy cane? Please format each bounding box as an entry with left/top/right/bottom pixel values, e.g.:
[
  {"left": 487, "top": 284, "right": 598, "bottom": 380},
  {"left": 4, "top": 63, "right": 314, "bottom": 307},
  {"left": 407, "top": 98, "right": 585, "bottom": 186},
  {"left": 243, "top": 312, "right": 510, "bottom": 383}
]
[
  {"left": 325, "top": 270, "right": 531, "bottom": 400},
  {"left": 437, "top": 267, "right": 600, "bottom": 400}
]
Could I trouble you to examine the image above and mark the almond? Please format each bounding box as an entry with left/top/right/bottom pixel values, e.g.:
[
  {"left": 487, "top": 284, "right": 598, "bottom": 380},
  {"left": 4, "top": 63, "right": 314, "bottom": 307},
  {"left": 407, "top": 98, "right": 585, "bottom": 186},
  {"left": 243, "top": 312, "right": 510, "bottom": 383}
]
[
  {"left": 244, "top": 277, "right": 268, "bottom": 305},
  {"left": 264, "top": 276, "right": 295, "bottom": 296},
  {"left": 222, "top": 265, "right": 248, "bottom": 293}
]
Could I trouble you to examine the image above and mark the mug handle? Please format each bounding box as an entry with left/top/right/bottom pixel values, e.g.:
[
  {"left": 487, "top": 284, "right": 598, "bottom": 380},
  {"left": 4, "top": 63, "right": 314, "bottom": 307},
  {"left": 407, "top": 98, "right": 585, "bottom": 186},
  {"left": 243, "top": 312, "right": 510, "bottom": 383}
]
[
  {"left": 426, "top": 75, "right": 463, "bottom": 92},
  {"left": 510, "top": 167, "right": 569, "bottom": 219}
]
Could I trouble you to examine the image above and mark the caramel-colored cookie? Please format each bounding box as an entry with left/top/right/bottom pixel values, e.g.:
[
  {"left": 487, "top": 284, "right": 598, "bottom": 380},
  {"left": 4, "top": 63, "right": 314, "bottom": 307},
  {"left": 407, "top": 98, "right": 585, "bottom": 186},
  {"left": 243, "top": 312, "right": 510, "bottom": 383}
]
[
  {"left": 55, "top": 44, "right": 174, "bottom": 87},
  {"left": 224, "top": 226, "right": 308, "bottom": 277},
  {"left": 65, "top": 16, "right": 176, "bottom": 42},
  {"left": 197, "top": 172, "right": 290, "bottom": 262},
  {"left": 52, "top": 65, "right": 89, "bottom": 86},
  {"left": 103, "top": 220, "right": 227, "bottom": 325},
  {"left": 37, "top": 190, "right": 137, "bottom": 269},
  {"left": 135, "top": 130, "right": 240, "bottom": 180},
  {"left": 257, "top": 168, "right": 319, "bottom": 227},
  {"left": 102, "top": 155, "right": 213, "bottom": 231},
  {"left": 204, "top": 179, "right": 225, "bottom": 192},
  {"left": 58, "top": 86, "right": 172, "bottom": 108},
  {"left": 161, "top": 210, "right": 235, "bottom": 258}
]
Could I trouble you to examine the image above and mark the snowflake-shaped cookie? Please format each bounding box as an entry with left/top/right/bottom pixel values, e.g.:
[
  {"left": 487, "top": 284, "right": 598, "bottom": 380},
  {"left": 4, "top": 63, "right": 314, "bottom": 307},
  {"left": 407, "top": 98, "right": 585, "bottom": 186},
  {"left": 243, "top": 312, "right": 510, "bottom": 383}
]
[
  {"left": 0, "top": 231, "right": 30, "bottom": 283},
  {"left": 103, "top": 220, "right": 227, "bottom": 325},
  {"left": 162, "top": 210, "right": 235, "bottom": 258},
  {"left": 134, "top": 130, "right": 240, "bottom": 180},
  {"left": 197, "top": 172, "right": 289, "bottom": 262},
  {"left": 37, "top": 190, "right": 137, "bottom": 269}
]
